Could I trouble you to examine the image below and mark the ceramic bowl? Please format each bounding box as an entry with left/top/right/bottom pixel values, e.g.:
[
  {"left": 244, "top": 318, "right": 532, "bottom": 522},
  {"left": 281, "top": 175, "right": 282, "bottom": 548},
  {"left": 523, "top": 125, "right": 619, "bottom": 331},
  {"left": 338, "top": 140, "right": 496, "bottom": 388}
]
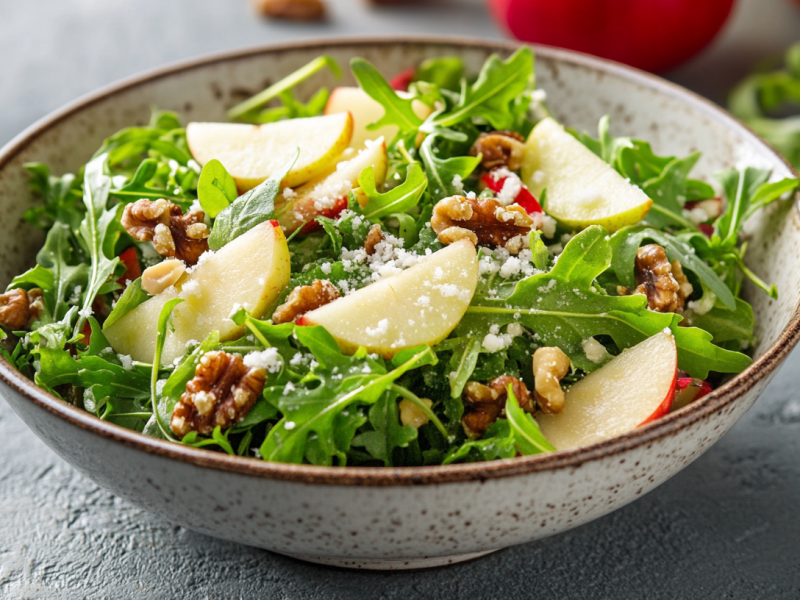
[{"left": 1, "top": 38, "right": 798, "bottom": 571}]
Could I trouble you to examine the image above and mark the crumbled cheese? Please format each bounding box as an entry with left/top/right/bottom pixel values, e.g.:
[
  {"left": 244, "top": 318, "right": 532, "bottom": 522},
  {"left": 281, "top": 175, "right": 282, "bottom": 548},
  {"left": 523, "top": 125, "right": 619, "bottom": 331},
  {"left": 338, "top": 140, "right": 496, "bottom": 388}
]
[
  {"left": 78, "top": 306, "right": 93, "bottom": 319},
  {"left": 118, "top": 354, "right": 134, "bottom": 371},
  {"left": 499, "top": 256, "right": 522, "bottom": 278},
  {"left": 452, "top": 174, "right": 464, "bottom": 194},
  {"left": 228, "top": 303, "right": 242, "bottom": 319},
  {"left": 531, "top": 89, "right": 547, "bottom": 104},
  {"left": 366, "top": 318, "right": 389, "bottom": 337},
  {"left": 684, "top": 206, "right": 710, "bottom": 224},
  {"left": 184, "top": 339, "right": 199, "bottom": 349},
  {"left": 435, "top": 284, "right": 472, "bottom": 302},
  {"left": 582, "top": 338, "right": 610, "bottom": 364},
  {"left": 283, "top": 381, "right": 296, "bottom": 395},
  {"left": 320, "top": 262, "right": 332, "bottom": 275},
  {"left": 282, "top": 187, "right": 297, "bottom": 200},
  {"left": 243, "top": 348, "right": 282, "bottom": 373},
  {"left": 575, "top": 188, "right": 604, "bottom": 208},
  {"left": 507, "top": 322, "right": 524, "bottom": 337},
  {"left": 482, "top": 329, "right": 513, "bottom": 352},
  {"left": 187, "top": 159, "right": 201, "bottom": 173},
  {"left": 416, "top": 295, "right": 430, "bottom": 306},
  {"left": 540, "top": 215, "right": 557, "bottom": 238},
  {"left": 186, "top": 250, "right": 215, "bottom": 273},
  {"left": 284, "top": 421, "right": 296, "bottom": 430},
  {"left": 497, "top": 172, "right": 522, "bottom": 206},
  {"left": 688, "top": 292, "right": 716, "bottom": 315},
  {"left": 180, "top": 279, "right": 202, "bottom": 299}
]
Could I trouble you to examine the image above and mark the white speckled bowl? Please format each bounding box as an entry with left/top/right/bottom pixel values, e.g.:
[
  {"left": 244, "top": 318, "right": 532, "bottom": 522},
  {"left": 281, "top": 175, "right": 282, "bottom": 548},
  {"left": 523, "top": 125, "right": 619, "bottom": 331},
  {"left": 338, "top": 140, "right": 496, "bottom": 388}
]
[{"left": 0, "top": 38, "right": 798, "bottom": 571}]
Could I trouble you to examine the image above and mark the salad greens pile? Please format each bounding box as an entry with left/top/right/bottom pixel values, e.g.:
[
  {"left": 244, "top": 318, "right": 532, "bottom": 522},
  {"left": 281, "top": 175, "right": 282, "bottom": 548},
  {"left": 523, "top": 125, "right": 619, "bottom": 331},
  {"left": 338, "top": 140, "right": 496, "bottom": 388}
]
[{"left": 2, "top": 49, "right": 798, "bottom": 467}]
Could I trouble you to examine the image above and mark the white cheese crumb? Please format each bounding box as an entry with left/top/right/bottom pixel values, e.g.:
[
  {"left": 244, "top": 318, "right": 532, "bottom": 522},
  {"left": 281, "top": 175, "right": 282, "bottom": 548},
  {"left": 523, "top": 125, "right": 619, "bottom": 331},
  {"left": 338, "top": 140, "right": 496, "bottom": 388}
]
[
  {"left": 688, "top": 292, "right": 716, "bottom": 315},
  {"left": 582, "top": 338, "right": 610, "bottom": 364},
  {"left": 180, "top": 279, "right": 202, "bottom": 299},
  {"left": 540, "top": 215, "right": 557, "bottom": 238},
  {"left": 243, "top": 348, "right": 282, "bottom": 373},
  {"left": 284, "top": 421, "right": 296, "bottom": 430},
  {"left": 366, "top": 318, "right": 389, "bottom": 337},
  {"left": 320, "top": 262, "right": 332, "bottom": 275},
  {"left": 499, "top": 256, "right": 522, "bottom": 278},
  {"left": 452, "top": 174, "right": 464, "bottom": 194},
  {"left": 283, "top": 382, "right": 296, "bottom": 395},
  {"left": 118, "top": 354, "right": 134, "bottom": 371},
  {"left": 497, "top": 172, "right": 522, "bottom": 206}
]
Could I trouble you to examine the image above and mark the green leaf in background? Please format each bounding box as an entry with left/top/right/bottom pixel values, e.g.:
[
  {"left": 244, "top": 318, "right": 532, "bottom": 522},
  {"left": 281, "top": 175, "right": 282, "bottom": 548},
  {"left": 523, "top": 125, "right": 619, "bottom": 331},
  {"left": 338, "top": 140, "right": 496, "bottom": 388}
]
[
  {"left": 208, "top": 149, "right": 298, "bottom": 250},
  {"left": 609, "top": 226, "right": 737, "bottom": 311},
  {"left": 414, "top": 56, "right": 464, "bottom": 92},
  {"left": 351, "top": 391, "right": 417, "bottom": 466},
  {"left": 227, "top": 55, "right": 342, "bottom": 121},
  {"left": 505, "top": 386, "right": 555, "bottom": 455},
  {"left": 197, "top": 158, "right": 238, "bottom": 218},
  {"left": 351, "top": 58, "right": 424, "bottom": 135},
  {"left": 22, "top": 163, "right": 81, "bottom": 230},
  {"left": 103, "top": 278, "right": 150, "bottom": 330},
  {"left": 428, "top": 47, "right": 534, "bottom": 130},
  {"left": 359, "top": 162, "right": 428, "bottom": 220}
]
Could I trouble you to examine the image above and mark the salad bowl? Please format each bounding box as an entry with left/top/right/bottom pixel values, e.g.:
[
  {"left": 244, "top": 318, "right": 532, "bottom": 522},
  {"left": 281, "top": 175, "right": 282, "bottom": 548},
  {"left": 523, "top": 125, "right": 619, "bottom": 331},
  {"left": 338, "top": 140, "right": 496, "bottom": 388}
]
[{"left": 0, "top": 37, "right": 798, "bottom": 570}]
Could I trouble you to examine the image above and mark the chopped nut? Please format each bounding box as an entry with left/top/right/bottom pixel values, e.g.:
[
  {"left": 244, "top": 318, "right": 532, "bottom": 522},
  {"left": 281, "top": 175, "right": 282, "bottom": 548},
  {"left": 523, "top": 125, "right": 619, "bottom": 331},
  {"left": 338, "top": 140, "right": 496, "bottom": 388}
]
[
  {"left": 171, "top": 351, "right": 266, "bottom": 437},
  {"left": 364, "top": 224, "right": 384, "bottom": 256},
  {"left": 272, "top": 279, "right": 340, "bottom": 324},
  {"left": 618, "top": 245, "right": 689, "bottom": 313},
  {"left": 0, "top": 288, "right": 44, "bottom": 330},
  {"left": 470, "top": 131, "right": 526, "bottom": 171},
  {"left": 399, "top": 397, "right": 433, "bottom": 429},
  {"left": 462, "top": 375, "right": 533, "bottom": 438},
  {"left": 532, "top": 347, "right": 571, "bottom": 414},
  {"left": 121, "top": 199, "right": 209, "bottom": 265},
  {"left": 431, "top": 195, "right": 535, "bottom": 254},
  {"left": 256, "top": 0, "right": 326, "bottom": 20},
  {"left": 141, "top": 259, "right": 186, "bottom": 295}
]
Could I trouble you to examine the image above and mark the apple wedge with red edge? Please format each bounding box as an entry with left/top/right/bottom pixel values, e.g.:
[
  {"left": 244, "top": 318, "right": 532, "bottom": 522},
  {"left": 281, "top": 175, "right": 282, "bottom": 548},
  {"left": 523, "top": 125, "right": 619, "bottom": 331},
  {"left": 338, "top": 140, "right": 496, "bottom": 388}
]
[
  {"left": 104, "top": 221, "right": 291, "bottom": 365},
  {"left": 273, "top": 138, "right": 388, "bottom": 234},
  {"left": 297, "top": 239, "right": 479, "bottom": 357},
  {"left": 186, "top": 112, "right": 354, "bottom": 193},
  {"left": 535, "top": 330, "right": 677, "bottom": 451},
  {"left": 324, "top": 86, "right": 433, "bottom": 149}
]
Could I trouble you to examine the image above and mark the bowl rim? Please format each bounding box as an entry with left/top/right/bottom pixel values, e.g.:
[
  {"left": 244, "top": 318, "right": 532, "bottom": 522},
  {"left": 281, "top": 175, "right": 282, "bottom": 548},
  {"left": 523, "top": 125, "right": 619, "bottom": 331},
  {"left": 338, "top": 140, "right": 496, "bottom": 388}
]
[{"left": 1, "top": 35, "right": 798, "bottom": 487}]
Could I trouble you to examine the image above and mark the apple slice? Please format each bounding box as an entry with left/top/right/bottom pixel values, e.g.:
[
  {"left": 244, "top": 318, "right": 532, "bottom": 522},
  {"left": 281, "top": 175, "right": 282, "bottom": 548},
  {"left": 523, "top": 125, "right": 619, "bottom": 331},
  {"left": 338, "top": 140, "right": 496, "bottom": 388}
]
[
  {"left": 104, "top": 222, "right": 291, "bottom": 365},
  {"left": 299, "top": 239, "right": 478, "bottom": 357},
  {"left": 521, "top": 117, "right": 652, "bottom": 232},
  {"left": 535, "top": 330, "right": 677, "bottom": 451},
  {"left": 273, "top": 138, "right": 388, "bottom": 233},
  {"left": 324, "top": 87, "right": 433, "bottom": 149},
  {"left": 186, "top": 113, "right": 354, "bottom": 193}
]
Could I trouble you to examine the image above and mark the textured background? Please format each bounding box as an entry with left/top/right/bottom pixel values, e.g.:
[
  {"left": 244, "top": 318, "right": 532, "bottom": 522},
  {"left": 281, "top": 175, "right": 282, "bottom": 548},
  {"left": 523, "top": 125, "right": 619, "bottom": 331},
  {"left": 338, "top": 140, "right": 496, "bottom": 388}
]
[{"left": 2, "top": 0, "right": 800, "bottom": 597}]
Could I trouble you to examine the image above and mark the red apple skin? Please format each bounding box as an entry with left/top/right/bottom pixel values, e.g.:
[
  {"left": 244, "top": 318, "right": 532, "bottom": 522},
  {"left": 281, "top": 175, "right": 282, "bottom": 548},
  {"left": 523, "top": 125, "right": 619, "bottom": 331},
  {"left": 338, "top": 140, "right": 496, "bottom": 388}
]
[
  {"left": 390, "top": 67, "right": 415, "bottom": 91},
  {"left": 638, "top": 366, "right": 677, "bottom": 426},
  {"left": 487, "top": 0, "right": 735, "bottom": 73}
]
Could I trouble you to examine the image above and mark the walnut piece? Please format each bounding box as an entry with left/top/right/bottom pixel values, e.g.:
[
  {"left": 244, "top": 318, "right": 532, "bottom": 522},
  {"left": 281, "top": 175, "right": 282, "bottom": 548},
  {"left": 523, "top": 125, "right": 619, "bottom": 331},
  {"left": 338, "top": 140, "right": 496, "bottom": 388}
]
[
  {"left": 431, "top": 195, "right": 535, "bottom": 254},
  {"left": 462, "top": 375, "right": 533, "bottom": 438},
  {"left": 619, "top": 244, "right": 692, "bottom": 313},
  {"left": 121, "top": 199, "right": 210, "bottom": 265},
  {"left": 256, "top": 0, "right": 326, "bottom": 20},
  {"left": 171, "top": 351, "right": 266, "bottom": 437},
  {"left": 532, "top": 346, "right": 571, "bottom": 414},
  {"left": 272, "top": 279, "right": 340, "bottom": 324},
  {"left": 364, "top": 224, "right": 384, "bottom": 256},
  {"left": 470, "top": 131, "right": 526, "bottom": 171},
  {"left": 0, "top": 288, "right": 44, "bottom": 330},
  {"left": 141, "top": 259, "right": 186, "bottom": 295}
]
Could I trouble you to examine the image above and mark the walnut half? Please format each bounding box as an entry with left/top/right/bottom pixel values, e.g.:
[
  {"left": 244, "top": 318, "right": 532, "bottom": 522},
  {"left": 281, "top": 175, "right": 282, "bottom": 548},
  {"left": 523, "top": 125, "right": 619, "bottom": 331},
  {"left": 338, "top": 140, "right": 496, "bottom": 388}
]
[
  {"left": 272, "top": 279, "right": 340, "bottom": 324},
  {"left": 0, "top": 288, "right": 44, "bottom": 331},
  {"left": 462, "top": 375, "right": 533, "bottom": 438},
  {"left": 121, "top": 199, "right": 210, "bottom": 265},
  {"left": 470, "top": 131, "right": 526, "bottom": 171},
  {"left": 619, "top": 244, "right": 693, "bottom": 313},
  {"left": 431, "top": 195, "right": 536, "bottom": 254},
  {"left": 532, "top": 346, "right": 571, "bottom": 414},
  {"left": 171, "top": 351, "right": 266, "bottom": 437}
]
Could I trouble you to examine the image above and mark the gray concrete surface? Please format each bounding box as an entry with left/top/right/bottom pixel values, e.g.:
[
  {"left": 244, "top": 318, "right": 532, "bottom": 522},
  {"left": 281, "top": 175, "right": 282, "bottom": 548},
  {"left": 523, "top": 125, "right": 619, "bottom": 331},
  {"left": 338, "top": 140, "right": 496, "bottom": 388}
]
[{"left": 1, "top": 0, "right": 800, "bottom": 597}]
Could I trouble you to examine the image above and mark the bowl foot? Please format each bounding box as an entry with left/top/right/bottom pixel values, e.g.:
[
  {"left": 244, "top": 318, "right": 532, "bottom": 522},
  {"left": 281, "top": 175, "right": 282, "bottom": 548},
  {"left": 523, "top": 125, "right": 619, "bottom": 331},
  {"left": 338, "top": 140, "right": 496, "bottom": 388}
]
[{"left": 281, "top": 549, "right": 501, "bottom": 570}]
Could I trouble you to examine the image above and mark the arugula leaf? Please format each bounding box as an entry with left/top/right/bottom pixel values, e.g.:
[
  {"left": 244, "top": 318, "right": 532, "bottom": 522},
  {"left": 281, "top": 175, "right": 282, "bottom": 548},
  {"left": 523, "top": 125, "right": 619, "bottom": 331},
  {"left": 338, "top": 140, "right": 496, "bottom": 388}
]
[
  {"left": 358, "top": 162, "right": 428, "bottom": 220},
  {"left": 427, "top": 47, "right": 534, "bottom": 130},
  {"left": 505, "top": 387, "right": 555, "bottom": 455},
  {"left": 414, "top": 57, "right": 464, "bottom": 92},
  {"left": 442, "top": 420, "right": 516, "bottom": 465},
  {"left": 609, "top": 226, "right": 737, "bottom": 311},
  {"left": 109, "top": 158, "right": 185, "bottom": 202},
  {"left": 208, "top": 150, "right": 298, "bottom": 250},
  {"left": 148, "top": 297, "right": 184, "bottom": 439},
  {"left": 259, "top": 327, "right": 437, "bottom": 465},
  {"left": 197, "top": 159, "right": 238, "bottom": 218},
  {"left": 419, "top": 131, "right": 482, "bottom": 199},
  {"left": 228, "top": 55, "right": 342, "bottom": 121},
  {"left": 714, "top": 167, "right": 771, "bottom": 246},
  {"left": 685, "top": 298, "right": 754, "bottom": 345},
  {"left": 446, "top": 335, "right": 482, "bottom": 406},
  {"left": 22, "top": 163, "right": 81, "bottom": 229},
  {"left": 103, "top": 278, "right": 150, "bottom": 330},
  {"left": 461, "top": 226, "right": 750, "bottom": 378},
  {"left": 351, "top": 391, "right": 417, "bottom": 466},
  {"left": 74, "top": 154, "right": 121, "bottom": 337},
  {"left": 351, "top": 58, "right": 424, "bottom": 135},
  {"left": 641, "top": 152, "right": 702, "bottom": 229}
]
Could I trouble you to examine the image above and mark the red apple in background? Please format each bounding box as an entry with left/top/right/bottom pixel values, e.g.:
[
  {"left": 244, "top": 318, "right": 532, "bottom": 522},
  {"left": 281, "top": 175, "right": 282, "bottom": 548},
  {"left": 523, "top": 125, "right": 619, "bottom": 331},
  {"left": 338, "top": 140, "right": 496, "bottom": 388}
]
[{"left": 487, "top": 0, "right": 736, "bottom": 73}]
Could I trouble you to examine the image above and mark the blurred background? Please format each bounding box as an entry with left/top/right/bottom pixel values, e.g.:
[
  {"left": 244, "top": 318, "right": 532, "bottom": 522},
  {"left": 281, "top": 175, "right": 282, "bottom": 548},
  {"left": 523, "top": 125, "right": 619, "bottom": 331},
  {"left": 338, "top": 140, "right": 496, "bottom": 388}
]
[{"left": 1, "top": 0, "right": 799, "bottom": 597}]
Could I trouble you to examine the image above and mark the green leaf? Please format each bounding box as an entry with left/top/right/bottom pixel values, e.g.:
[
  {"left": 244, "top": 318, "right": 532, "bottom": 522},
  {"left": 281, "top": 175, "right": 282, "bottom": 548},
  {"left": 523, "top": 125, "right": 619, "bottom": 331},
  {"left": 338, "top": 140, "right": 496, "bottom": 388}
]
[
  {"left": 228, "top": 55, "right": 342, "bottom": 121},
  {"left": 104, "top": 278, "right": 150, "bottom": 330},
  {"left": 414, "top": 57, "right": 464, "bottom": 92},
  {"left": 446, "top": 335, "right": 482, "bottom": 405},
  {"left": 715, "top": 167, "right": 770, "bottom": 246},
  {"left": 429, "top": 47, "right": 534, "bottom": 130},
  {"left": 642, "top": 152, "right": 702, "bottom": 229},
  {"left": 351, "top": 58, "right": 424, "bottom": 135},
  {"left": 208, "top": 150, "right": 298, "bottom": 250},
  {"left": 609, "top": 226, "right": 737, "bottom": 311},
  {"left": 149, "top": 297, "right": 185, "bottom": 439},
  {"left": 359, "top": 162, "right": 428, "bottom": 220},
  {"left": 419, "top": 131, "right": 482, "bottom": 199},
  {"left": 351, "top": 391, "right": 417, "bottom": 466},
  {"left": 198, "top": 159, "right": 238, "bottom": 218},
  {"left": 442, "top": 420, "right": 516, "bottom": 464},
  {"left": 671, "top": 326, "right": 752, "bottom": 379},
  {"left": 462, "top": 226, "right": 750, "bottom": 377},
  {"left": 505, "top": 386, "right": 555, "bottom": 455},
  {"left": 108, "top": 158, "right": 185, "bottom": 202},
  {"left": 686, "top": 298, "right": 754, "bottom": 344},
  {"left": 743, "top": 176, "right": 799, "bottom": 220}
]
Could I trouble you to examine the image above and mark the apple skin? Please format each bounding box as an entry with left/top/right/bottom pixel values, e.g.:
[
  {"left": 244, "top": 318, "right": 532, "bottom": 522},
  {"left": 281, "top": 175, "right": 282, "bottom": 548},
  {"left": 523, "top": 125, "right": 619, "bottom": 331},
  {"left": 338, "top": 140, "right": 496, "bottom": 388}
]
[
  {"left": 487, "top": 0, "right": 735, "bottom": 73},
  {"left": 104, "top": 221, "right": 291, "bottom": 365},
  {"left": 535, "top": 330, "right": 678, "bottom": 451}
]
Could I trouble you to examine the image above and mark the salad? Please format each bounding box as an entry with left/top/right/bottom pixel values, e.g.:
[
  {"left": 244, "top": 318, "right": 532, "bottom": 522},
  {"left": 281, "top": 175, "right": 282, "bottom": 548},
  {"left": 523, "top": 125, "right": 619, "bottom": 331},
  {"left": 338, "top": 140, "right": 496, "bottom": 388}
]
[{"left": 2, "top": 49, "right": 798, "bottom": 466}]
